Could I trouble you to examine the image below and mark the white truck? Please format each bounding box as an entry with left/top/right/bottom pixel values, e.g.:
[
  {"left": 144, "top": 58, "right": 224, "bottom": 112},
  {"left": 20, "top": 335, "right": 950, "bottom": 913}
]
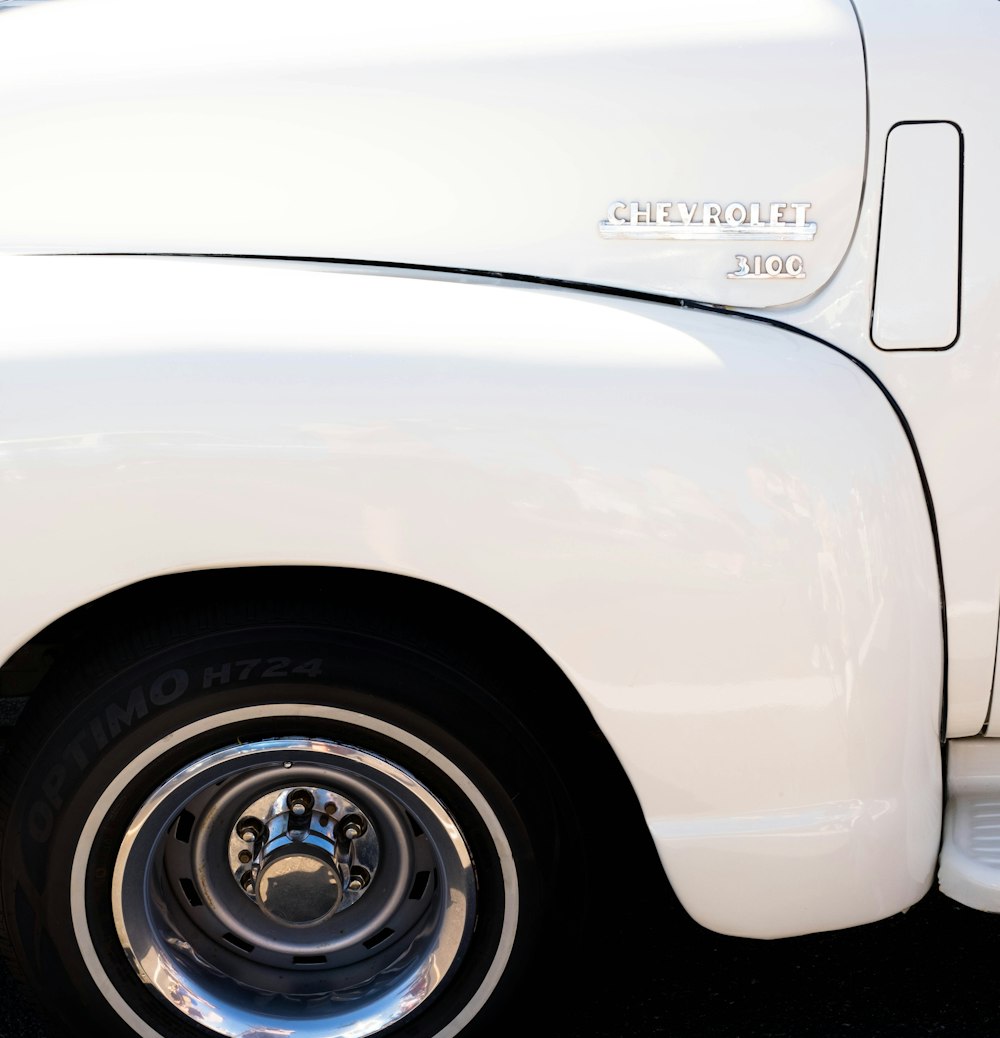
[{"left": 0, "top": 1, "right": 992, "bottom": 1036}]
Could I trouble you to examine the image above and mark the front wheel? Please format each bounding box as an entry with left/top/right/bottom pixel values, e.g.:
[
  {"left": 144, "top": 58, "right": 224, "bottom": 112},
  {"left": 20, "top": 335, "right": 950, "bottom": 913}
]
[{"left": 0, "top": 607, "right": 566, "bottom": 1038}]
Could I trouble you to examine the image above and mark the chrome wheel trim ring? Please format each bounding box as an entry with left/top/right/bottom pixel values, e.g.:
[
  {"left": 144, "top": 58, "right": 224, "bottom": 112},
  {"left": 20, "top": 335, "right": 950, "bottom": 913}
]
[{"left": 70, "top": 705, "right": 519, "bottom": 1038}]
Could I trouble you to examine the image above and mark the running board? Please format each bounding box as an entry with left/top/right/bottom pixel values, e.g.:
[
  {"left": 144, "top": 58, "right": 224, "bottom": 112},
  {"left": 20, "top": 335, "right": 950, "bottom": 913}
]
[{"left": 939, "top": 737, "right": 1000, "bottom": 911}]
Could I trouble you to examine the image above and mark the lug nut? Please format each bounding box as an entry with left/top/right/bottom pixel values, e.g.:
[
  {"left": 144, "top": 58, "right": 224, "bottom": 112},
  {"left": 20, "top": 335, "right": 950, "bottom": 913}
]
[
  {"left": 348, "top": 866, "right": 371, "bottom": 892},
  {"left": 237, "top": 817, "right": 262, "bottom": 842},
  {"left": 341, "top": 814, "right": 366, "bottom": 840},
  {"left": 238, "top": 850, "right": 252, "bottom": 864},
  {"left": 288, "top": 789, "right": 314, "bottom": 817}
]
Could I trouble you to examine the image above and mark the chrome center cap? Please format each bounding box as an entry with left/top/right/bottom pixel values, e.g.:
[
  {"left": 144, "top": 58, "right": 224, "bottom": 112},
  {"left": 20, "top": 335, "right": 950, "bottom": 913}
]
[{"left": 257, "top": 844, "right": 342, "bottom": 925}]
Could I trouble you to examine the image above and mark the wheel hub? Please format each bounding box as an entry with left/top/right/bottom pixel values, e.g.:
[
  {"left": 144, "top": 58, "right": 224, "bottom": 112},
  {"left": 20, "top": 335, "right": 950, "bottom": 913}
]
[{"left": 229, "top": 786, "right": 378, "bottom": 924}]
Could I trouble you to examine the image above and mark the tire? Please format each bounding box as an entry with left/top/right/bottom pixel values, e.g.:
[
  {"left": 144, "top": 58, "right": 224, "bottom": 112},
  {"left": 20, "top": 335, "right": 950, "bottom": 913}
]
[{"left": 0, "top": 602, "right": 567, "bottom": 1038}]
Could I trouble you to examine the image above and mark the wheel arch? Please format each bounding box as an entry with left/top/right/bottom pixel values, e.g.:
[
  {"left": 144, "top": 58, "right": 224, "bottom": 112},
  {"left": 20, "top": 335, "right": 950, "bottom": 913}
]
[{"left": 0, "top": 563, "right": 660, "bottom": 862}]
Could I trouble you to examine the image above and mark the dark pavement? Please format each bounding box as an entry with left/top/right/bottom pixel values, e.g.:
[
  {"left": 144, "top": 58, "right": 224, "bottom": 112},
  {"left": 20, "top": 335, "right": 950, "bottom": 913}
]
[{"left": 1, "top": 882, "right": 998, "bottom": 1037}]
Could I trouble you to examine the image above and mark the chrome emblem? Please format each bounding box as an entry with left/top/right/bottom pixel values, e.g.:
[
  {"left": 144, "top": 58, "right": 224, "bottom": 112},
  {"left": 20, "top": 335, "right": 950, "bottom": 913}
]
[
  {"left": 599, "top": 201, "right": 815, "bottom": 241},
  {"left": 727, "top": 254, "right": 805, "bottom": 280}
]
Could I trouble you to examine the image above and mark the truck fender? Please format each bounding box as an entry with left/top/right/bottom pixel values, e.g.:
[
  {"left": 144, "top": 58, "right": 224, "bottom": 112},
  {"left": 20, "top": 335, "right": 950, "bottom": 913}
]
[{"left": 0, "top": 254, "right": 943, "bottom": 938}]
